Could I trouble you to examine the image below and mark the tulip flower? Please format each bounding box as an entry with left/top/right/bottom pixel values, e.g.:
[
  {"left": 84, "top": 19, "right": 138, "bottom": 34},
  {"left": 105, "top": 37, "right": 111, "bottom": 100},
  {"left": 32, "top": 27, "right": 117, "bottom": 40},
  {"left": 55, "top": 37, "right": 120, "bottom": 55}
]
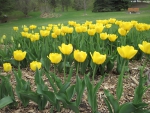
[
  {"left": 30, "top": 61, "right": 42, "bottom": 71},
  {"left": 108, "top": 34, "right": 118, "bottom": 42},
  {"left": 90, "top": 51, "right": 106, "bottom": 83},
  {"left": 88, "top": 29, "right": 96, "bottom": 36},
  {"left": 90, "top": 51, "right": 106, "bottom": 65},
  {"left": 23, "top": 27, "right": 29, "bottom": 32},
  {"left": 3, "top": 63, "right": 12, "bottom": 72},
  {"left": 100, "top": 32, "right": 108, "bottom": 40},
  {"left": 117, "top": 45, "right": 138, "bottom": 59},
  {"left": 13, "top": 27, "right": 18, "bottom": 31},
  {"left": 118, "top": 28, "right": 128, "bottom": 36},
  {"left": 138, "top": 41, "right": 150, "bottom": 54},
  {"left": 13, "top": 50, "right": 26, "bottom": 61},
  {"left": 58, "top": 43, "right": 73, "bottom": 55},
  {"left": 47, "top": 53, "right": 62, "bottom": 64},
  {"left": 74, "top": 50, "right": 87, "bottom": 63}
]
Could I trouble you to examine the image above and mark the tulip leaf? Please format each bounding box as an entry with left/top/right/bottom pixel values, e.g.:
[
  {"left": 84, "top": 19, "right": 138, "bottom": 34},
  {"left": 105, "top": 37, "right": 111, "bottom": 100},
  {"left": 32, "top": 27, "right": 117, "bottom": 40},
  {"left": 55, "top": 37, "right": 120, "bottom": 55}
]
[
  {"left": 104, "top": 89, "right": 119, "bottom": 113},
  {"left": 66, "top": 85, "right": 75, "bottom": 101},
  {"left": 42, "top": 91, "right": 56, "bottom": 105},
  {"left": 119, "top": 102, "right": 136, "bottom": 113},
  {"left": 103, "top": 98, "right": 113, "bottom": 113},
  {"left": 59, "top": 82, "right": 70, "bottom": 93},
  {"left": 0, "top": 96, "right": 13, "bottom": 109}
]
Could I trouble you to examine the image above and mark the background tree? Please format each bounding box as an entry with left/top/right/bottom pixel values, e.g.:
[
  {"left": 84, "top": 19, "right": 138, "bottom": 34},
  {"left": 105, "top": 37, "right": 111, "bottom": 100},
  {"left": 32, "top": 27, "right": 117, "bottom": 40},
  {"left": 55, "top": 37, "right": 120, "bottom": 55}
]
[
  {"left": 0, "top": 0, "right": 15, "bottom": 17},
  {"left": 15, "top": 0, "right": 32, "bottom": 17},
  {"left": 92, "top": 0, "right": 130, "bottom": 12}
]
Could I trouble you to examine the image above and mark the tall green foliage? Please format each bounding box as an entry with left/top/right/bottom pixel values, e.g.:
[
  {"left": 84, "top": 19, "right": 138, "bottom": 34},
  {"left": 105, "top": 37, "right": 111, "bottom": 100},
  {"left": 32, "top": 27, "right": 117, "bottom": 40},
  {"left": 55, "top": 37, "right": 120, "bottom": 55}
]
[
  {"left": 0, "top": 0, "right": 15, "bottom": 16},
  {"left": 92, "top": 0, "right": 130, "bottom": 12}
]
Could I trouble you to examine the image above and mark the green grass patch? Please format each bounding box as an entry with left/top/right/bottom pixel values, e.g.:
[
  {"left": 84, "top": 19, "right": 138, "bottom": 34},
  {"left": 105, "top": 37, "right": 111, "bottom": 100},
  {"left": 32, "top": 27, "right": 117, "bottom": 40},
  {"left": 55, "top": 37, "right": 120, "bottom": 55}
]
[{"left": 0, "top": 4, "right": 150, "bottom": 38}]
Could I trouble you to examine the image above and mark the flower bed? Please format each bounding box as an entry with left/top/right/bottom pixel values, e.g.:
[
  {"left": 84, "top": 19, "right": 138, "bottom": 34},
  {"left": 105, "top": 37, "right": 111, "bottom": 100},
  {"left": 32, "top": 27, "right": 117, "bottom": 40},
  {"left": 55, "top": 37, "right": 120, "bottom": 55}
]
[{"left": 0, "top": 18, "right": 150, "bottom": 113}]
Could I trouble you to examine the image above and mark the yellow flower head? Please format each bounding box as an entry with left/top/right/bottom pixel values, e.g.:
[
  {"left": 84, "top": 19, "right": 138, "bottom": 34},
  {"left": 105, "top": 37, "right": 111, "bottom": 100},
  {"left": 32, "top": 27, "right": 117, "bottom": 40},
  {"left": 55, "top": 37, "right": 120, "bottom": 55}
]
[
  {"left": 117, "top": 45, "right": 138, "bottom": 59},
  {"left": 40, "top": 30, "right": 50, "bottom": 37},
  {"left": 30, "top": 33, "right": 40, "bottom": 42},
  {"left": 95, "top": 25, "right": 104, "bottom": 33},
  {"left": 23, "top": 27, "right": 29, "bottom": 32},
  {"left": 118, "top": 27, "right": 127, "bottom": 36},
  {"left": 75, "top": 26, "right": 82, "bottom": 33},
  {"left": 90, "top": 51, "right": 106, "bottom": 65},
  {"left": 100, "top": 32, "right": 108, "bottom": 40},
  {"left": 109, "top": 18, "right": 116, "bottom": 24},
  {"left": 3, "top": 63, "right": 12, "bottom": 72},
  {"left": 47, "top": 53, "right": 62, "bottom": 64},
  {"left": 13, "top": 27, "right": 18, "bottom": 31},
  {"left": 58, "top": 43, "right": 73, "bottom": 55},
  {"left": 51, "top": 33, "right": 57, "bottom": 38},
  {"left": 29, "top": 25, "right": 37, "bottom": 30},
  {"left": 108, "top": 34, "right": 118, "bottom": 42},
  {"left": 2, "top": 35, "right": 6, "bottom": 39},
  {"left": 105, "top": 24, "right": 112, "bottom": 28},
  {"left": 138, "top": 41, "right": 150, "bottom": 54},
  {"left": 13, "top": 50, "right": 26, "bottom": 61},
  {"left": 30, "top": 61, "right": 42, "bottom": 71},
  {"left": 74, "top": 50, "right": 87, "bottom": 63},
  {"left": 88, "top": 29, "right": 96, "bottom": 36}
]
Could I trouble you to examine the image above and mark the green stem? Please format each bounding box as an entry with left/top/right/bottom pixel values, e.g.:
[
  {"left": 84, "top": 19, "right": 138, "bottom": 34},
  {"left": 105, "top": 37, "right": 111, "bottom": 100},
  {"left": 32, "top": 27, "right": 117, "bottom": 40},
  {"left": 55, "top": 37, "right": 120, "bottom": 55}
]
[
  {"left": 92, "top": 64, "right": 97, "bottom": 85},
  {"left": 76, "top": 62, "right": 79, "bottom": 76},
  {"left": 64, "top": 56, "right": 66, "bottom": 82},
  {"left": 116, "top": 59, "right": 126, "bottom": 100},
  {"left": 54, "top": 64, "right": 56, "bottom": 75}
]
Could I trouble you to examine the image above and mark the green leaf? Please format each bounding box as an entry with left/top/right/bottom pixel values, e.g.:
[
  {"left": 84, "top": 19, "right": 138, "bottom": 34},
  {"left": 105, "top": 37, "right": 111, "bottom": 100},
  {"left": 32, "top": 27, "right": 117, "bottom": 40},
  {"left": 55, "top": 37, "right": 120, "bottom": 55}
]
[
  {"left": 45, "top": 73, "right": 57, "bottom": 92},
  {"left": 59, "top": 82, "right": 70, "bottom": 93},
  {"left": 19, "top": 91, "right": 39, "bottom": 103},
  {"left": 0, "top": 96, "right": 13, "bottom": 109},
  {"left": 67, "top": 66, "right": 73, "bottom": 82},
  {"left": 66, "top": 85, "right": 75, "bottom": 101},
  {"left": 119, "top": 102, "right": 136, "bottom": 113},
  {"left": 103, "top": 98, "right": 113, "bottom": 113},
  {"left": 104, "top": 90, "right": 119, "bottom": 113},
  {"left": 94, "top": 75, "right": 105, "bottom": 94},
  {"left": 42, "top": 91, "right": 56, "bottom": 105}
]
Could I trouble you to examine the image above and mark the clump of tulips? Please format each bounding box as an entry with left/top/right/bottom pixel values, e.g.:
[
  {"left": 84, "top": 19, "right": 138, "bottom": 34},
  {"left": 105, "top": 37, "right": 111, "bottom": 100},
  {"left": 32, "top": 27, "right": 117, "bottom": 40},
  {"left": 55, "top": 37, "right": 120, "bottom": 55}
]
[{"left": 0, "top": 18, "right": 150, "bottom": 112}]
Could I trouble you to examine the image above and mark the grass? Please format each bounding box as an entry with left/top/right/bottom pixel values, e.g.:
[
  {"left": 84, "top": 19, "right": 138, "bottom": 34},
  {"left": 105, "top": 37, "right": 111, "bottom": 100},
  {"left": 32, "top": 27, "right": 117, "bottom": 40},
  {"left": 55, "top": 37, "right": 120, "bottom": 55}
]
[{"left": 0, "top": 3, "right": 150, "bottom": 38}]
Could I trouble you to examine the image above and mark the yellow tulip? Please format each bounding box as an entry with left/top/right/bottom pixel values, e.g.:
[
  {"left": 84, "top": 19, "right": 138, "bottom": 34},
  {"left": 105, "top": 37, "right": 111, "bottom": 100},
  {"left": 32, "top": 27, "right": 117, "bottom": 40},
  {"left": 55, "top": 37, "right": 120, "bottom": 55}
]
[
  {"left": 74, "top": 50, "right": 87, "bottom": 63},
  {"left": 108, "top": 34, "right": 118, "bottom": 42},
  {"left": 105, "top": 24, "right": 112, "bottom": 28},
  {"left": 47, "top": 53, "right": 62, "bottom": 64},
  {"left": 95, "top": 25, "right": 104, "bottom": 33},
  {"left": 90, "top": 51, "right": 106, "bottom": 65},
  {"left": 109, "top": 18, "right": 116, "bottom": 24},
  {"left": 75, "top": 26, "right": 82, "bottom": 33},
  {"left": 58, "top": 43, "right": 73, "bottom": 55},
  {"left": 13, "top": 50, "right": 26, "bottom": 61},
  {"left": 13, "top": 27, "right": 18, "bottom": 31},
  {"left": 117, "top": 45, "right": 138, "bottom": 59},
  {"left": 51, "top": 33, "right": 57, "bottom": 38},
  {"left": 30, "top": 34, "right": 40, "bottom": 42},
  {"left": 30, "top": 61, "right": 42, "bottom": 71},
  {"left": 23, "top": 27, "right": 29, "bottom": 32},
  {"left": 29, "top": 25, "right": 37, "bottom": 30},
  {"left": 3, "top": 63, "right": 12, "bottom": 72},
  {"left": 100, "top": 32, "right": 108, "bottom": 40},
  {"left": 138, "top": 41, "right": 150, "bottom": 54},
  {"left": 2, "top": 35, "right": 6, "bottom": 39},
  {"left": 118, "top": 28, "right": 127, "bottom": 36},
  {"left": 40, "top": 30, "right": 50, "bottom": 37},
  {"left": 88, "top": 29, "right": 96, "bottom": 36}
]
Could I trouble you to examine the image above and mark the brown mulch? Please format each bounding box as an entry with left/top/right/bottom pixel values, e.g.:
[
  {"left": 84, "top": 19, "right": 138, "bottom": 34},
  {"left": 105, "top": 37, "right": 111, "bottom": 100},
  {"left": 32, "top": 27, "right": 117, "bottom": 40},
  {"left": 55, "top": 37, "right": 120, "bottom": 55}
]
[{"left": 0, "top": 59, "right": 150, "bottom": 113}]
